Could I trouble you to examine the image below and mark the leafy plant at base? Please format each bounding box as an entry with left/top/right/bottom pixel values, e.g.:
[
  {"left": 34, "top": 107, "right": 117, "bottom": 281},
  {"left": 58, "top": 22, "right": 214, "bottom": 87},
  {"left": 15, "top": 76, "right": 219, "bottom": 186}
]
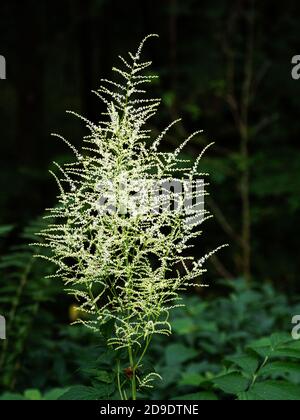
[
  {"left": 35, "top": 35, "right": 226, "bottom": 400},
  {"left": 150, "top": 280, "right": 300, "bottom": 400},
  {"left": 213, "top": 333, "right": 300, "bottom": 400},
  {"left": 0, "top": 387, "right": 69, "bottom": 401}
]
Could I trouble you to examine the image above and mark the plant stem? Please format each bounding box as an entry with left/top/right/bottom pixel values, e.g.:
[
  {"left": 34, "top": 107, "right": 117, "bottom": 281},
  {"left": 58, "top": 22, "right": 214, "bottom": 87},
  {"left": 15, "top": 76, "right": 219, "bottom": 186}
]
[
  {"left": 128, "top": 346, "right": 137, "bottom": 400},
  {"left": 134, "top": 336, "right": 151, "bottom": 371},
  {"left": 247, "top": 356, "right": 269, "bottom": 392},
  {"left": 117, "top": 359, "right": 124, "bottom": 400}
]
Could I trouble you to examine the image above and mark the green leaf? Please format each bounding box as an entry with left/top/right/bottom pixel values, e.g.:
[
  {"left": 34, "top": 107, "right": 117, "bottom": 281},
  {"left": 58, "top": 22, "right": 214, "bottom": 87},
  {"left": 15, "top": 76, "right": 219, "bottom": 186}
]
[
  {"left": 274, "top": 341, "right": 300, "bottom": 359},
  {"left": 261, "top": 362, "right": 300, "bottom": 377},
  {"left": 247, "top": 381, "right": 300, "bottom": 400},
  {"left": 227, "top": 354, "right": 260, "bottom": 375},
  {"left": 248, "top": 333, "right": 295, "bottom": 358},
  {"left": 0, "top": 392, "right": 26, "bottom": 400},
  {"left": 59, "top": 386, "right": 99, "bottom": 400},
  {"left": 213, "top": 372, "right": 249, "bottom": 394},
  {"left": 95, "top": 370, "right": 113, "bottom": 383},
  {"left": 274, "top": 349, "right": 300, "bottom": 359},
  {"left": 24, "top": 389, "right": 42, "bottom": 400},
  {"left": 247, "top": 337, "right": 272, "bottom": 357},
  {"left": 93, "top": 382, "right": 115, "bottom": 399},
  {"left": 43, "top": 388, "right": 69, "bottom": 400},
  {"left": 237, "top": 391, "right": 264, "bottom": 401},
  {"left": 172, "top": 392, "right": 218, "bottom": 400},
  {"left": 165, "top": 344, "right": 198, "bottom": 365},
  {"left": 179, "top": 373, "right": 205, "bottom": 387},
  {"left": 58, "top": 384, "right": 114, "bottom": 400},
  {"left": 269, "top": 333, "right": 293, "bottom": 347}
]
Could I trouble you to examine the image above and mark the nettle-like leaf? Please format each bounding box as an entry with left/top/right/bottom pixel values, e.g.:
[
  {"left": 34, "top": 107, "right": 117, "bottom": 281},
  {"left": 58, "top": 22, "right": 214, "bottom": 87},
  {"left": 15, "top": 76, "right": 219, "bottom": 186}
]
[
  {"left": 213, "top": 333, "right": 300, "bottom": 400},
  {"left": 35, "top": 35, "right": 226, "bottom": 397}
]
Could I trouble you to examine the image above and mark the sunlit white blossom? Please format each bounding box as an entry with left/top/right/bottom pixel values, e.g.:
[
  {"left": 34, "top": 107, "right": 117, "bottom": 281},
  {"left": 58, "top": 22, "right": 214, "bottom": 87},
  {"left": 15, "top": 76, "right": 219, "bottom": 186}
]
[{"left": 35, "top": 34, "right": 227, "bottom": 360}]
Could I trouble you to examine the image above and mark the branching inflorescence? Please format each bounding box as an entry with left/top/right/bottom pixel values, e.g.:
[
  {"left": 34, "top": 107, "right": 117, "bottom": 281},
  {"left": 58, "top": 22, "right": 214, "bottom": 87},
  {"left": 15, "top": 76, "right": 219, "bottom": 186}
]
[{"left": 35, "top": 34, "right": 227, "bottom": 399}]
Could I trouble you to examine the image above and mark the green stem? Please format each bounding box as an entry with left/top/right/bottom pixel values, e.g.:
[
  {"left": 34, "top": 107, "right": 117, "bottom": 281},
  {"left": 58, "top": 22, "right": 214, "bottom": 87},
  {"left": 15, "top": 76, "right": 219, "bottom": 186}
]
[
  {"left": 134, "top": 335, "right": 152, "bottom": 371},
  {"left": 247, "top": 356, "right": 269, "bottom": 392},
  {"left": 117, "top": 359, "right": 124, "bottom": 400},
  {"left": 128, "top": 346, "right": 137, "bottom": 400}
]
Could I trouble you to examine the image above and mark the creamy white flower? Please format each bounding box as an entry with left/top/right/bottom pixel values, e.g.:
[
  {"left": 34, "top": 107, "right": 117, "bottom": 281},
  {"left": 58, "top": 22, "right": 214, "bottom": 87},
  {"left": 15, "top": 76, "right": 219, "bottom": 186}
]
[{"left": 36, "top": 35, "right": 227, "bottom": 354}]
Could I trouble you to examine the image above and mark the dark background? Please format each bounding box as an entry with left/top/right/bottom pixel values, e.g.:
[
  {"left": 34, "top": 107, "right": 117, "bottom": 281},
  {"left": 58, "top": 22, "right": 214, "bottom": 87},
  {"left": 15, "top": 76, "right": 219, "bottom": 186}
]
[{"left": 0, "top": 0, "right": 300, "bottom": 398}]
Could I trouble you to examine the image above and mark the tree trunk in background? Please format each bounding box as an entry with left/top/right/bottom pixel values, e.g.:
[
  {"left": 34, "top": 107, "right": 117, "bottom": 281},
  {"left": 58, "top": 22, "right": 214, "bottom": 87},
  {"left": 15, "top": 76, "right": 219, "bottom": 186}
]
[
  {"left": 240, "top": 126, "right": 251, "bottom": 281},
  {"left": 239, "top": 1, "right": 254, "bottom": 281},
  {"left": 220, "top": 0, "right": 254, "bottom": 281}
]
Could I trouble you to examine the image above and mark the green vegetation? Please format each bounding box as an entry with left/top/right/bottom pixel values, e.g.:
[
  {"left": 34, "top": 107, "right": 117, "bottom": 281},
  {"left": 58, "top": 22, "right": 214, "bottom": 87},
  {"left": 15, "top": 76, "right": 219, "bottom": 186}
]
[{"left": 1, "top": 225, "right": 299, "bottom": 400}]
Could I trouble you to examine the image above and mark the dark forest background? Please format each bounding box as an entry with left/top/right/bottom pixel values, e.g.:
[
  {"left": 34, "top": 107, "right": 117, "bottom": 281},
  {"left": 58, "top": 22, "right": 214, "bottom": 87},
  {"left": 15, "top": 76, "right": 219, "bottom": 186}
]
[{"left": 0, "top": 0, "right": 300, "bottom": 399}]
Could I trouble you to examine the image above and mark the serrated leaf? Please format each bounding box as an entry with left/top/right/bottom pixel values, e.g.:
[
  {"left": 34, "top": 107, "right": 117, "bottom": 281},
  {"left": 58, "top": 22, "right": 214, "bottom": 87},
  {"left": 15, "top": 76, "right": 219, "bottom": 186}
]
[
  {"left": 249, "top": 381, "right": 300, "bottom": 400},
  {"left": 261, "top": 362, "right": 300, "bottom": 377},
  {"left": 58, "top": 384, "right": 114, "bottom": 400},
  {"left": 213, "top": 372, "right": 249, "bottom": 394},
  {"left": 59, "top": 386, "right": 99, "bottom": 400},
  {"left": 249, "top": 334, "right": 296, "bottom": 358},
  {"left": 227, "top": 353, "right": 259, "bottom": 375},
  {"left": 269, "top": 333, "right": 293, "bottom": 347},
  {"left": 273, "top": 348, "right": 300, "bottom": 359},
  {"left": 43, "top": 388, "right": 69, "bottom": 400}
]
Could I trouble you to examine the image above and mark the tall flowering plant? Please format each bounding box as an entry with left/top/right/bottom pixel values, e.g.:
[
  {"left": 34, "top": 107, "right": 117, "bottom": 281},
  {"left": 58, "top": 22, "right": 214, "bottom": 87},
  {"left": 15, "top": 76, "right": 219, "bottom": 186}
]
[{"left": 35, "top": 35, "right": 227, "bottom": 400}]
